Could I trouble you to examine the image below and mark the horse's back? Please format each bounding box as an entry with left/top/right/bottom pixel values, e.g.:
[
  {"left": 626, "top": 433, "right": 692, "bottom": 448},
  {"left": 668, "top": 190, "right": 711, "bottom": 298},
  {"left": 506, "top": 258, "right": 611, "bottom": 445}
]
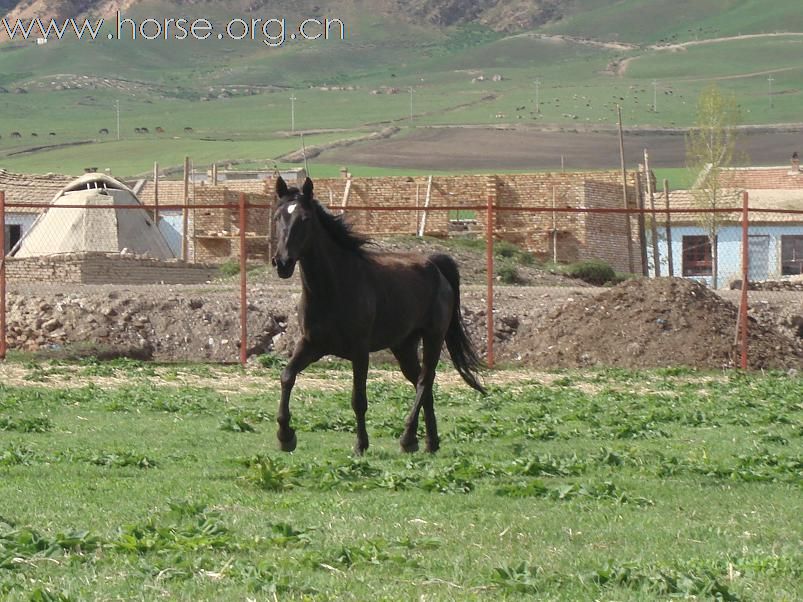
[{"left": 365, "top": 251, "right": 453, "bottom": 349}]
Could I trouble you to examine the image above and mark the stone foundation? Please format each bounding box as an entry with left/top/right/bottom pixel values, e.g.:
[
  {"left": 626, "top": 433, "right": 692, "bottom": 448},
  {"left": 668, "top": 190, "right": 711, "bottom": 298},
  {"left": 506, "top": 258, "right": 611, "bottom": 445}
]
[{"left": 5, "top": 252, "right": 218, "bottom": 284}]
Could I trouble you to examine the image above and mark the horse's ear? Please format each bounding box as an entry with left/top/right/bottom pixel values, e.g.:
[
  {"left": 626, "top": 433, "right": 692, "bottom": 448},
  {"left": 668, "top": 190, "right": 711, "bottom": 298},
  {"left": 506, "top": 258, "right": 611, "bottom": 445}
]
[
  {"left": 275, "top": 176, "right": 288, "bottom": 199},
  {"left": 302, "top": 177, "right": 313, "bottom": 202}
]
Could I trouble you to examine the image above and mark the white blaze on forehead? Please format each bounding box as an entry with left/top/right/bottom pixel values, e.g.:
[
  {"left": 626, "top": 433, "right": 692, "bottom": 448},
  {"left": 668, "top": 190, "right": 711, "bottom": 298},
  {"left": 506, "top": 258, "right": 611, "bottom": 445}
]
[{"left": 286, "top": 202, "right": 298, "bottom": 215}]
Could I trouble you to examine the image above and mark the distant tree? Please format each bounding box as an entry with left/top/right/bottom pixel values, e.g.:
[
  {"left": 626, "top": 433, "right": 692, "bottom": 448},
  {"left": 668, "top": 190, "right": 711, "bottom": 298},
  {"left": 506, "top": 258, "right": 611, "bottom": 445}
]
[{"left": 685, "top": 84, "right": 744, "bottom": 288}]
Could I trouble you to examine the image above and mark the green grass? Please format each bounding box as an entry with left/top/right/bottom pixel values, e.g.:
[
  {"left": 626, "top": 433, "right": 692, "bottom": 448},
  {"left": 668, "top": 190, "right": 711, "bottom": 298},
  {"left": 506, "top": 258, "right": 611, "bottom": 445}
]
[{"left": 0, "top": 361, "right": 800, "bottom": 600}]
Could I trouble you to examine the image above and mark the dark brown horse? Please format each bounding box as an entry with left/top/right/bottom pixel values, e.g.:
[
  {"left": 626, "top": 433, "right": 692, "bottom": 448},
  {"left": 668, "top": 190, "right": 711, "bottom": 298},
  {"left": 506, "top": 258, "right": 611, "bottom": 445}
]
[{"left": 271, "top": 176, "right": 485, "bottom": 455}]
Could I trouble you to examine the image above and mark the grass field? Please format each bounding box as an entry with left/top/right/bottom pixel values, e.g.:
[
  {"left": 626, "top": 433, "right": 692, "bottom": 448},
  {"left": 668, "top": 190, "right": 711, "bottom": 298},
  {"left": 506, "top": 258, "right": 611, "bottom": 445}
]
[{"left": 0, "top": 358, "right": 800, "bottom": 600}]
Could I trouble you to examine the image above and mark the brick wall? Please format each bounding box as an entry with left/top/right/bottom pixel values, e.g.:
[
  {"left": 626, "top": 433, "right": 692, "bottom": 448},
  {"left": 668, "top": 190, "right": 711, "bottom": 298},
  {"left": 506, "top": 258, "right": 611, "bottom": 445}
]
[
  {"left": 180, "top": 171, "right": 645, "bottom": 272},
  {"left": 6, "top": 253, "right": 217, "bottom": 284}
]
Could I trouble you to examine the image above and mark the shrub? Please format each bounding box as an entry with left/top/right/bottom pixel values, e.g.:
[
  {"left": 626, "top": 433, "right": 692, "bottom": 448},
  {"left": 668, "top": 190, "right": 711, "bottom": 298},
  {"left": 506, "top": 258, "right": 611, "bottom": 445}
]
[
  {"left": 219, "top": 260, "right": 240, "bottom": 277},
  {"left": 494, "top": 240, "right": 520, "bottom": 259},
  {"left": 498, "top": 264, "right": 524, "bottom": 285},
  {"left": 564, "top": 260, "right": 616, "bottom": 286}
]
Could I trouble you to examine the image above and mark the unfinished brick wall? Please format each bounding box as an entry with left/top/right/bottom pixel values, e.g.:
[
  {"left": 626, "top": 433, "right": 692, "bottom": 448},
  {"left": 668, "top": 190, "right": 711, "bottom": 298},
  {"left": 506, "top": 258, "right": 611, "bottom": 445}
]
[
  {"left": 309, "top": 176, "right": 478, "bottom": 236},
  {"left": 192, "top": 188, "right": 272, "bottom": 263},
  {"left": 191, "top": 171, "right": 644, "bottom": 272}
]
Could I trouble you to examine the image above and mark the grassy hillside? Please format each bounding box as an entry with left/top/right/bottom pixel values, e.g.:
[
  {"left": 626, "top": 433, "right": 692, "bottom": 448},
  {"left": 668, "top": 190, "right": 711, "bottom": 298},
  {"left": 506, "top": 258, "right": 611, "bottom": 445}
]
[
  {"left": 547, "top": 0, "right": 803, "bottom": 43},
  {"left": 1, "top": 0, "right": 802, "bottom": 176}
]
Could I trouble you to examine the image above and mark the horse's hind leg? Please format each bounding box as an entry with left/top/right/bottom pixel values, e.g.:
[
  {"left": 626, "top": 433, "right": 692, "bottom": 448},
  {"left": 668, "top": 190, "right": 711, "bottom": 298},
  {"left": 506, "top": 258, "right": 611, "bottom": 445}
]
[
  {"left": 393, "top": 335, "right": 422, "bottom": 453},
  {"left": 399, "top": 333, "right": 441, "bottom": 454},
  {"left": 277, "top": 340, "right": 321, "bottom": 452},
  {"left": 419, "top": 334, "right": 443, "bottom": 453},
  {"left": 351, "top": 352, "right": 370, "bottom": 455}
]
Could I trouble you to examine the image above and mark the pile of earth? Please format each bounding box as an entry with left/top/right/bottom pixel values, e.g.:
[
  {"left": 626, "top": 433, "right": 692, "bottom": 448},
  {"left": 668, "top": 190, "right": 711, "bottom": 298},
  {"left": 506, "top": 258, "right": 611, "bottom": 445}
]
[
  {"left": 2, "top": 287, "right": 298, "bottom": 364},
  {"left": 514, "top": 277, "right": 803, "bottom": 371},
  {"left": 3, "top": 277, "right": 801, "bottom": 371}
]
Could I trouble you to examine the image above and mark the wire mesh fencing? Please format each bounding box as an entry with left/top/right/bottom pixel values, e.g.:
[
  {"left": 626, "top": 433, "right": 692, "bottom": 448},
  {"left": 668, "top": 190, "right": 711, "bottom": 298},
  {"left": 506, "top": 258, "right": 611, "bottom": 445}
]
[{"left": 1, "top": 186, "right": 802, "bottom": 371}]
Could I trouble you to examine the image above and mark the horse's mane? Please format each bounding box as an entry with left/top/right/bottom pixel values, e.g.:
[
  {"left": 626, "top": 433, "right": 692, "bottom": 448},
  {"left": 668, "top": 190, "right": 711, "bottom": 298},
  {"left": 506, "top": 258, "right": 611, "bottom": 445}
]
[
  {"left": 313, "top": 199, "right": 372, "bottom": 256},
  {"left": 281, "top": 187, "right": 372, "bottom": 256}
]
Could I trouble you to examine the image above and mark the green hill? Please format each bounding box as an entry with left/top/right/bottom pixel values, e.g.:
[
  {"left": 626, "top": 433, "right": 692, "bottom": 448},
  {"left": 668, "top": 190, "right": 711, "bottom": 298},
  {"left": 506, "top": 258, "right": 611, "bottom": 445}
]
[{"left": 1, "top": 0, "right": 802, "bottom": 176}]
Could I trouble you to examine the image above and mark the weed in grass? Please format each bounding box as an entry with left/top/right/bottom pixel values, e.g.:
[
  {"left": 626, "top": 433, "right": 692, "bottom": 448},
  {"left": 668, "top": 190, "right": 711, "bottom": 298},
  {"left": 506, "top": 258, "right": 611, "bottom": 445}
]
[
  {"left": 0, "top": 415, "right": 53, "bottom": 433},
  {"left": 0, "top": 523, "right": 101, "bottom": 570},
  {"left": 589, "top": 561, "right": 739, "bottom": 600},
  {"left": 508, "top": 453, "right": 587, "bottom": 477},
  {"left": 0, "top": 444, "right": 39, "bottom": 466},
  {"left": 492, "top": 562, "right": 544, "bottom": 595},
  {"left": 325, "top": 537, "right": 422, "bottom": 570},
  {"left": 256, "top": 353, "right": 286, "bottom": 369},
  {"left": 87, "top": 451, "right": 158, "bottom": 469},
  {"left": 28, "top": 587, "right": 77, "bottom": 602},
  {"left": 246, "top": 456, "right": 300, "bottom": 492},
  {"left": 495, "top": 479, "right": 653, "bottom": 506},
  {"left": 113, "top": 501, "right": 233, "bottom": 555},
  {"left": 219, "top": 414, "right": 258, "bottom": 433}
]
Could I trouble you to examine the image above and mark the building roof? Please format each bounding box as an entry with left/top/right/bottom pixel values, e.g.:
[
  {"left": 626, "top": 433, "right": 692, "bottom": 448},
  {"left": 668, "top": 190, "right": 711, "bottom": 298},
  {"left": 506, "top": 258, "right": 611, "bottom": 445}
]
[
  {"left": 666, "top": 189, "right": 803, "bottom": 224},
  {"left": 0, "top": 168, "right": 75, "bottom": 213},
  {"left": 717, "top": 165, "right": 803, "bottom": 190},
  {"left": 668, "top": 164, "right": 803, "bottom": 224}
]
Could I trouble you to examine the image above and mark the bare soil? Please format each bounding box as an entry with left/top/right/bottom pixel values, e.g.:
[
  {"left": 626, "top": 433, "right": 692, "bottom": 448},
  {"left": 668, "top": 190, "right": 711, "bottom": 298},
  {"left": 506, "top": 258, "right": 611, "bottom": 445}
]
[
  {"left": 320, "top": 127, "right": 803, "bottom": 171},
  {"left": 5, "top": 272, "right": 801, "bottom": 371}
]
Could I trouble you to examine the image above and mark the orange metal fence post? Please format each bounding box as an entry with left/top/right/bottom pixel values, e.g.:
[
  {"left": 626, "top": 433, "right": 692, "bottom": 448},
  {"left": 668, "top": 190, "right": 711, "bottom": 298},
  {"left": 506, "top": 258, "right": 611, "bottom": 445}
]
[
  {"left": 239, "top": 193, "right": 248, "bottom": 367},
  {"left": 0, "top": 191, "right": 6, "bottom": 361},
  {"left": 486, "top": 188, "right": 495, "bottom": 368},
  {"left": 740, "top": 191, "right": 749, "bottom": 369}
]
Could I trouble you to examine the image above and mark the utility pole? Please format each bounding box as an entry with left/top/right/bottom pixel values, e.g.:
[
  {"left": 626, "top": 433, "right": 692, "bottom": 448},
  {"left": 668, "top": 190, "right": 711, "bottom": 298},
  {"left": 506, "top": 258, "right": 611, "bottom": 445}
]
[
  {"left": 534, "top": 78, "right": 541, "bottom": 113},
  {"left": 115, "top": 100, "right": 120, "bottom": 141},
  {"left": 617, "top": 104, "right": 635, "bottom": 274},
  {"left": 652, "top": 80, "right": 658, "bottom": 112},
  {"left": 767, "top": 75, "right": 774, "bottom": 109},
  {"left": 409, "top": 87, "right": 414, "bottom": 126},
  {"left": 290, "top": 94, "right": 296, "bottom": 132}
]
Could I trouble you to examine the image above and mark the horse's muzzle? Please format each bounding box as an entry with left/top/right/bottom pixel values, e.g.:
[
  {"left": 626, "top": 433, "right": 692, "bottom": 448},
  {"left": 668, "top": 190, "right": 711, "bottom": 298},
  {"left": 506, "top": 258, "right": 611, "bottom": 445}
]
[{"left": 273, "top": 256, "right": 296, "bottom": 279}]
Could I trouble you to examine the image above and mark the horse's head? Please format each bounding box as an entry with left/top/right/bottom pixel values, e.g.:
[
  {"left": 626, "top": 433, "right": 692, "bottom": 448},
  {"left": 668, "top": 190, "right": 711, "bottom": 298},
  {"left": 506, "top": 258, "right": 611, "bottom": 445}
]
[{"left": 272, "top": 176, "right": 315, "bottom": 279}]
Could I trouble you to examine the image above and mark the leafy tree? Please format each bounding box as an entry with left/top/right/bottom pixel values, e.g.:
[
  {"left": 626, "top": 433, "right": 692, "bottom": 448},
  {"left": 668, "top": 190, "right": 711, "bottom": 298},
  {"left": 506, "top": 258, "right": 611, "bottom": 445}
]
[{"left": 685, "top": 84, "right": 744, "bottom": 288}]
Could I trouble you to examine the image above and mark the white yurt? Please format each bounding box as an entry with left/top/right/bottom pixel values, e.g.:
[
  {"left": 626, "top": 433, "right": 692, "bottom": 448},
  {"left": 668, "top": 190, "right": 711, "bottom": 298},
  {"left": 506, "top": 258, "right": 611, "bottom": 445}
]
[{"left": 12, "top": 172, "right": 174, "bottom": 260}]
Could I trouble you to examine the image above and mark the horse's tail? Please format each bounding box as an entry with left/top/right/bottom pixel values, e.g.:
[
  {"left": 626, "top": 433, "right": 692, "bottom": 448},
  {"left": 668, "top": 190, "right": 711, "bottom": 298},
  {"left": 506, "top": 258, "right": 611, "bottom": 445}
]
[{"left": 429, "top": 253, "right": 486, "bottom": 395}]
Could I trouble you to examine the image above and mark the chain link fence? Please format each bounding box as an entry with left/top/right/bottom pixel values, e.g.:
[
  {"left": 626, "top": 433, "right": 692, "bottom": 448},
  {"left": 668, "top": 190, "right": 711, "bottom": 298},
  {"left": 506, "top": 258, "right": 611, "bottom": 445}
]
[{"left": 1, "top": 186, "right": 801, "bottom": 370}]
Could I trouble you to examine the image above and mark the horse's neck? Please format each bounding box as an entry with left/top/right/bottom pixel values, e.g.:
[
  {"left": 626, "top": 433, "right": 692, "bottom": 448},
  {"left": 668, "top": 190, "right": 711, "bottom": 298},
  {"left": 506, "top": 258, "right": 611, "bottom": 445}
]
[{"left": 299, "top": 225, "right": 354, "bottom": 299}]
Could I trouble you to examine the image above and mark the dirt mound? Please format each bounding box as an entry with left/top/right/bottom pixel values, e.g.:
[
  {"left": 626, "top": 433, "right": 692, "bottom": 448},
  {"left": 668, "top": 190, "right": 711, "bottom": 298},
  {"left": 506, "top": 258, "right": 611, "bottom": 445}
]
[{"left": 516, "top": 277, "right": 803, "bottom": 370}]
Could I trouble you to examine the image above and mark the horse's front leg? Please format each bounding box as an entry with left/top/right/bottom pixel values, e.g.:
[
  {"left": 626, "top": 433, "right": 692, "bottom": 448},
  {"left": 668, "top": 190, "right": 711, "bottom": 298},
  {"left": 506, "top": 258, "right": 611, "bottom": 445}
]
[
  {"left": 277, "top": 339, "right": 321, "bottom": 452},
  {"left": 351, "top": 353, "right": 370, "bottom": 455}
]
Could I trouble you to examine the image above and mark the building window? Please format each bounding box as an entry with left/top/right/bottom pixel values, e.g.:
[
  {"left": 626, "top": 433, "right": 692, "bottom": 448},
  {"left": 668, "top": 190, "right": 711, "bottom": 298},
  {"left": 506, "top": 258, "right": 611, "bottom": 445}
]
[
  {"left": 781, "top": 235, "right": 803, "bottom": 275},
  {"left": 682, "top": 235, "right": 713, "bottom": 276}
]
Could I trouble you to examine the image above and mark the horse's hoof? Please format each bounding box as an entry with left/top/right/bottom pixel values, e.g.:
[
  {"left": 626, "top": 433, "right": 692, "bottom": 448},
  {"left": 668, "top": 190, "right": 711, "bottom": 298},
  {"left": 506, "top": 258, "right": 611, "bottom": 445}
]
[
  {"left": 425, "top": 439, "right": 440, "bottom": 454},
  {"left": 352, "top": 443, "right": 368, "bottom": 457},
  {"left": 277, "top": 431, "right": 297, "bottom": 452},
  {"left": 400, "top": 437, "right": 419, "bottom": 453}
]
